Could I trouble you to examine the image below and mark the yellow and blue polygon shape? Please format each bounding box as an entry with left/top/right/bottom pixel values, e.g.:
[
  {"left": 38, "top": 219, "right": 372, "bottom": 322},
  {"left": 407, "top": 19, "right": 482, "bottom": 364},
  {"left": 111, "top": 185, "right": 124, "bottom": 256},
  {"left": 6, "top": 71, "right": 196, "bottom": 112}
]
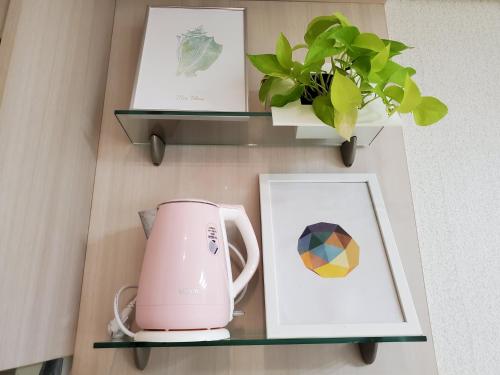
[{"left": 298, "top": 222, "right": 359, "bottom": 278}]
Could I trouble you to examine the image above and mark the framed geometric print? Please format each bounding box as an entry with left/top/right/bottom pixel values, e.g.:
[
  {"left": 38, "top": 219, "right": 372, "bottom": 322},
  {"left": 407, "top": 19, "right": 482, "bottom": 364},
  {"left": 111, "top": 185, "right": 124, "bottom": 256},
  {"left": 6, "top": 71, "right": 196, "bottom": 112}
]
[{"left": 259, "top": 174, "right": 422, "bottom": 339}]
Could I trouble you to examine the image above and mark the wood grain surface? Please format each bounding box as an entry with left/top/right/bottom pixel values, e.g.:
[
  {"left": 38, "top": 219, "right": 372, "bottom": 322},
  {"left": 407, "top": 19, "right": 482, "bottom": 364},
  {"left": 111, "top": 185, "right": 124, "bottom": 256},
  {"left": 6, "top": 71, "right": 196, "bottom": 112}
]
[
  {"left": 0, "top": 0, "right": 115, "bottom": 370},
  {"left": 0, "top": 0, "right": 9, "bottom": 38},
  {"left": 72, "top": 1, "right": 437, "bottom": 373}
]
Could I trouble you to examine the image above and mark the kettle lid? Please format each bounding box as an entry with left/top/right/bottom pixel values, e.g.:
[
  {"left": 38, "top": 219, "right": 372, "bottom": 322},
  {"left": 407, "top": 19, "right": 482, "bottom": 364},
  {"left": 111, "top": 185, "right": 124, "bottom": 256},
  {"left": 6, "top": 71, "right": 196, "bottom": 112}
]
[{"left": 158, "top": 199, "right": 218, "bottom": 208}]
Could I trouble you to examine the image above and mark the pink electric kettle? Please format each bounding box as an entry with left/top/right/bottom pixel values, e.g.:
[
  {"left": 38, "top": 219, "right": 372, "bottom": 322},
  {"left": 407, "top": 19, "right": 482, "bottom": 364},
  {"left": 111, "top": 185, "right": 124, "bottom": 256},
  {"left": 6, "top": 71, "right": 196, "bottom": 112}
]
[{"left": 129, "top": 199, "right": 259, "bottom": 342}]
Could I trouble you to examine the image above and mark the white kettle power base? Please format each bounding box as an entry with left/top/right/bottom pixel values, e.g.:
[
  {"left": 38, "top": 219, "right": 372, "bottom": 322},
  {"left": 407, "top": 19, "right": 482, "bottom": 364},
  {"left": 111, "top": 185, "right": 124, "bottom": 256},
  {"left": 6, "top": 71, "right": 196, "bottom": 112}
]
[{"left": 134, "top": 328, "right": 230, "bottom": 342}]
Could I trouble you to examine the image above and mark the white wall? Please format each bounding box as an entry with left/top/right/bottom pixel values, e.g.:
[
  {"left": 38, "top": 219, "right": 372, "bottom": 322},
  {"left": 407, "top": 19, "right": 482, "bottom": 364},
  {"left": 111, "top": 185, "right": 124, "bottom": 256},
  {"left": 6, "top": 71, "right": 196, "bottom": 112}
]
[{"left": 386, "top": 1, "right": 500, "bottom": 374}]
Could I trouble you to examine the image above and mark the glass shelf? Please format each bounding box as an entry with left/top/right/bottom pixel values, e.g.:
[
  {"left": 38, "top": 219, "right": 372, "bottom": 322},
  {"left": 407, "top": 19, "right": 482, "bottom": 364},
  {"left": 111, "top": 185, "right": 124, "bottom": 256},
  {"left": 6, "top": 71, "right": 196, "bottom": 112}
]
[
  {"left": 115, "top": 109, "right": 383, "bottom": 147},
  {"left": 94, "top": 334, "right": 426, "bottom": 349}
]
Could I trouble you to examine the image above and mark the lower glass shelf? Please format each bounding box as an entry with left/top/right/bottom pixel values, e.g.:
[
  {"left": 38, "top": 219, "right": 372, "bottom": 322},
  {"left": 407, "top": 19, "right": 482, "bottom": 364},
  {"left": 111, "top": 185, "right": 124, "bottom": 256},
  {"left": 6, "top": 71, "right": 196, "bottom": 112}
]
[{"left": 94, "top": 335, "right": 427, "bottom": 349}]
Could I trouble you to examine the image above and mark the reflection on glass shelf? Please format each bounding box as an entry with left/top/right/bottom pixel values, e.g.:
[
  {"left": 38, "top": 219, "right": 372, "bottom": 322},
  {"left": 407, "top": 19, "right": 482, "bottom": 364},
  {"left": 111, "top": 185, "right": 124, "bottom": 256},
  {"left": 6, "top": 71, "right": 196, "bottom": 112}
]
[
  {"left": 114, "top": 109, "right": 384, "bottom": 147},
  {"left": 94, "top": 334, "right": 426, "bottom": 349}
]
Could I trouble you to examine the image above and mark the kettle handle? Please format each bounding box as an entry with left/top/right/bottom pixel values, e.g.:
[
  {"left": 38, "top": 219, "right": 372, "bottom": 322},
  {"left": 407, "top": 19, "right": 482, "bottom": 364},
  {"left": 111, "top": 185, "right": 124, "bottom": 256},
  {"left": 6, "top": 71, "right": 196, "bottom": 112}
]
[{"left": 220, "top": 205, "right": 260, "bottom": 297}]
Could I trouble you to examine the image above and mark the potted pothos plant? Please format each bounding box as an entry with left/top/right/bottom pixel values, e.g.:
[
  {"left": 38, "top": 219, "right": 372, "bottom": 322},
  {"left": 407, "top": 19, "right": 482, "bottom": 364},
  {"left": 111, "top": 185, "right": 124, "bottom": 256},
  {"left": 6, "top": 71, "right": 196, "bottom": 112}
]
[{"left": 247, "top": 12, "right": 448, "bottom": 140}]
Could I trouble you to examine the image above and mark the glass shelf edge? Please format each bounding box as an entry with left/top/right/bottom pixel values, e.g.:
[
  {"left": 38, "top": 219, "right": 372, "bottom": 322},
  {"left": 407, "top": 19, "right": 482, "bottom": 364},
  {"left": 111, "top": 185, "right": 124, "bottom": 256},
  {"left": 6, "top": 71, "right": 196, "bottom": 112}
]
[
  {"left": 114, "top": 109, "right": 272, "bottom": 117},
  {"left": 94, "top": 335, "right": 427, "bottom": 349}
]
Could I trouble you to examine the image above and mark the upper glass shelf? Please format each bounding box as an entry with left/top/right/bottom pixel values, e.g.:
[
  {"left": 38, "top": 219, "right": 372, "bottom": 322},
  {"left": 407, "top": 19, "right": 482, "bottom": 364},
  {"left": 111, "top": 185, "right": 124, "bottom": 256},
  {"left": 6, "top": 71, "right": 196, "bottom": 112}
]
[
  {"left": 114, "top": 109, "right": 383, "bottom": 147},
  {"left": 94, "top": 334, "right": 426, "bottom": 349}
]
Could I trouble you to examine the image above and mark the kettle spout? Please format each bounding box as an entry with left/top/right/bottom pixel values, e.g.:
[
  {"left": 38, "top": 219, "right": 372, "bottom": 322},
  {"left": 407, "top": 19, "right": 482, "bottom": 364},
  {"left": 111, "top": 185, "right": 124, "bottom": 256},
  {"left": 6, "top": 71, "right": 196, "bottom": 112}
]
[{"left": 138, "top": 208, "right": 157, "bottom": 239}]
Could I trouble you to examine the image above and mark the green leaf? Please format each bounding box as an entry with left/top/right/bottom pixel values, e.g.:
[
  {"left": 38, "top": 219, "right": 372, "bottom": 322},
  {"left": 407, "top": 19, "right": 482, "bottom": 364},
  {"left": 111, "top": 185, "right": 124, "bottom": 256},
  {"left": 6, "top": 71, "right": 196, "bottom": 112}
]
[
  {"left": 258, "top": 76, "right": 277, "bottom": 104},
  {"left": 334, "top": 12, "right": 352, "bottom": 27},
  {"left": 389, "top": 66, "right": 416, "bottom": 86},
  {"left": 397, "top": 76, "right": 421, "bottom": 113},
  {"left": 384, "top": 85, "right": 404, "bottom": 103},
  {"left": 352, "top": 33, "right": 385, "bottom": 52},
  {"left": 276, "top": 33, "right": 293, "bottom": 70},
  {"left": 304, "top": 15, "right": 340, "bottom": 46},
  {"left": 376, "top": 61, "right": 404, "bottom": 82},
  {"left": 290, "top": 62, "right": 311, "bottom": 84},
  {"left": 312, "top": 95, "right": 335, "bottom": 127},
  {"left": 291, "top": 61, "right": 304, "bottom": 80},
  {"left": 268, "top": 78, "right": 295, "bottom": 98},
  {"left": 370, "top": 43, "right": 390, "bottom": 72},
  {"left": 247, "top": 54, "right": 289, "bottom": 78},
  {"left": 270, "top": 84, "right": 304, "bottom": 107},
  {"left": 412, "top": 96, "right": 448, "bottom": 126},
  {"left": 293, "top": 60, "right": 324, "bottom": 85},
  {"left": 360, "top": 80, "right": 373, "bottom": 92},
  {"left": 345, "top": 47, "right": 362, "bottom": 61},
  {"left": 367, "top": 71, "right": 384, "bottom": 86},
  {"left": 345, "top": 45, "right": 375, "bottom": 61},
  {"left": 352, "top": 56, "right": 371, "bottom": 78},
  {"left": 292, "top": 43, "right": 308, "bottom": 51},
  {"left": 372, "top": 84, "right": 388, "bottom": 102},
  {"left": 301, "top": 61, "right": 324, "bottom": 74},
  {"left": 334, "top": 108, "right": 358, "bottom": 140},
  {"left": 382, "top": 39, "right": 411, "bottom": 56},
  {"left": 326, "top": 26, "right": 360, "bottom": 46},
  {"left": 304, "top": 34, "right": 341, "bottom": 65},
  {"left": 331, "top": 73, "right": 362, "bottom": 112},
  {"left": 371, "top": 61, "right": 416, "bottom": 87}
]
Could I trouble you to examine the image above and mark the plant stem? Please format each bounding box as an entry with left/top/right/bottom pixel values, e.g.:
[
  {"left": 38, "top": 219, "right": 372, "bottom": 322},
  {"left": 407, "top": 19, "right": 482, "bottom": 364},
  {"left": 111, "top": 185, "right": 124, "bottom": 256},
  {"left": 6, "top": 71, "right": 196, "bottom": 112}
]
[
  {"left": 360, "top": 95, "right": 378, "bottom": 109},
  {"left": 319, "top": 73, "right": 328, "bottom": 93},
  {"left": 304, "top": 90, "right": 314, "bottom": 102},
  {"left": 310, "top": 75, "right": 328, "bottom": 96}
]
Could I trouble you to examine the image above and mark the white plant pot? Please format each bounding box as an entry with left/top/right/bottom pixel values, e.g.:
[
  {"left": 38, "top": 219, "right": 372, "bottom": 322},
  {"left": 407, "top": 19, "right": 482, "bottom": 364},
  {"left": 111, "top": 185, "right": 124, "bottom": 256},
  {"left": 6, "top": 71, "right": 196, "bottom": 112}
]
[{"left": 271, "top": 99, "right": 405, "bottom": 145}]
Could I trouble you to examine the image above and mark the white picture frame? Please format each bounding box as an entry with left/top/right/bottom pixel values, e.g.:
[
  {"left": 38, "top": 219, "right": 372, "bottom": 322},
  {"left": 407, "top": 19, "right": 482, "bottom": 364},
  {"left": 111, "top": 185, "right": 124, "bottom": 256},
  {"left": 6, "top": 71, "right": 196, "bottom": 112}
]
[
  {"left": 131, "top": 7, "right": 247, "bottom": 111},
  {"left": 259, "top": 173, "right": 422, "bottom": 339}
]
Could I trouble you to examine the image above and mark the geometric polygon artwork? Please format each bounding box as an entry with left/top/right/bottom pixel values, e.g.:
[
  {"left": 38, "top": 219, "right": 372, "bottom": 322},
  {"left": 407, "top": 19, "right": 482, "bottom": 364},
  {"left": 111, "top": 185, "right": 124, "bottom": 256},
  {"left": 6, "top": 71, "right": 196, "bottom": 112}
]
[{"left": 297, "top": 222, "right": 359, "bottom": 278}]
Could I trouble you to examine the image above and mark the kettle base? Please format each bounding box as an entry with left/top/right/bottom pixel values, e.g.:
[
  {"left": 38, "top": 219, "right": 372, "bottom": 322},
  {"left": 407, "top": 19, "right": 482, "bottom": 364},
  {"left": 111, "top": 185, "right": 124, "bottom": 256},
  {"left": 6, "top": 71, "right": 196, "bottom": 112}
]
[{"left": 134, "top": 328, "right": 230, "bottom": 342}]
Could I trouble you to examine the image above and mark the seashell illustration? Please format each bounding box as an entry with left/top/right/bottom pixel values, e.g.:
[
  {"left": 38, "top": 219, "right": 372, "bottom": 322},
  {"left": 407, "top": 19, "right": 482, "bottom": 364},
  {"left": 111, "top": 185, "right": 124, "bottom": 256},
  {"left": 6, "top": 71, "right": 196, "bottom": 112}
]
[{"left": 176, "top": 26, "right": 223, "bottom": 77}]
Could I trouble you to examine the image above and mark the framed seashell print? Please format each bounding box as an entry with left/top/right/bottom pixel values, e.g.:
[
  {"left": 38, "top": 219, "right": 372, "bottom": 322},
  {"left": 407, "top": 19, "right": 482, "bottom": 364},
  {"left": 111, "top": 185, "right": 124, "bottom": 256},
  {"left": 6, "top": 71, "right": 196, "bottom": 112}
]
[{"left": 131, "top": 7, "right": 247, "bottom": 111}]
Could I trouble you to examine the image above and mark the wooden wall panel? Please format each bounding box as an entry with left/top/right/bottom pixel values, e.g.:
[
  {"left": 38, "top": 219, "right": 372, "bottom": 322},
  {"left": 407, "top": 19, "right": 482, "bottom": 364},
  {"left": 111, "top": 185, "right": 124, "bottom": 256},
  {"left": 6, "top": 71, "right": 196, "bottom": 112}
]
[
  {"left": 73, "top": 0, "right": 437, "bottom": 374},
  {"left": 0, "top": 0, "right": 9, "bottom": 37},
  {"left": 0, "top": 0, "right": 17, "bottom": 103},
  {"left": 0, "top": 0, "right": 115, "bottom": 370}
]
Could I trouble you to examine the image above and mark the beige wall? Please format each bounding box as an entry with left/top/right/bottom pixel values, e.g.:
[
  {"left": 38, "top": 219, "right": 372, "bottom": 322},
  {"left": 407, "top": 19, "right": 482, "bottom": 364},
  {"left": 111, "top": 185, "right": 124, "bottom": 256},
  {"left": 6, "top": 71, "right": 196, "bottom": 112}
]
[
  {"left": 0, "top": 0, "right": 115, "bottom": 370},
  {"left": 72, "top": 1, "right": 437, "bottom": 374}
]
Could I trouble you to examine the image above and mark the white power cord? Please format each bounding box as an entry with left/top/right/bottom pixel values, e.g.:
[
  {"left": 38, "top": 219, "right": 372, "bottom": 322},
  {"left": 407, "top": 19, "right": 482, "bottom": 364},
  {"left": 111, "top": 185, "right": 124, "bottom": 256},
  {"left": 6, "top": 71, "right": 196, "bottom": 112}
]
[
  {"left": 109, "top": 242, "right": 247, "bottom": 339},
  {"left": 109, "top": 285, "right": 137, "bottom": 338}
]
